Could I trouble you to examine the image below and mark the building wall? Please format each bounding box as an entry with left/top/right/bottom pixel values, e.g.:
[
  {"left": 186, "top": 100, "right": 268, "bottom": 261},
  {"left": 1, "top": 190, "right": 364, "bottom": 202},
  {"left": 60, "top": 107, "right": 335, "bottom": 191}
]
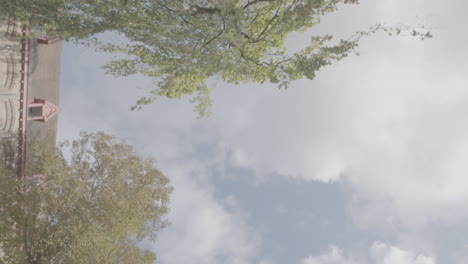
[
  {"left": 0, "top": 17, "right": 62, "bottom": 172},
  {"left": 0, "top": 18, "right": 21, "bottom": 170},
  {"left": 26, "top": 38, "right": 62, "bottom": 147}
]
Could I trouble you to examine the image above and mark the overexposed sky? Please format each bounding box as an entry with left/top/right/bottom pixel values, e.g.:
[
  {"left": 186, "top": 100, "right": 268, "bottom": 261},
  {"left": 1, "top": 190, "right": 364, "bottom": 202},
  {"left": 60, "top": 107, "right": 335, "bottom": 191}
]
[{"left": 58, "top": 1, "right": 468, "bottom": 263}]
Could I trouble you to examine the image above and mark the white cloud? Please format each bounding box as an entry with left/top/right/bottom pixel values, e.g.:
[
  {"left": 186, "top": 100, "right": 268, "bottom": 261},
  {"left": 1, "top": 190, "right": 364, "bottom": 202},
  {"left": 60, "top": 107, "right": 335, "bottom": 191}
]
[
  {"left": 301, "top": 243, "right": 435, "bottom": 264},
  {"left": 152, "top": 165, "right": 258, "bottom": 264},
  {"left": 370, "top": 242, "right": 436, "bottom": 264},
  {"left": 195, "top": 0, "right": 468, "bottom": 230},
  {"left": 301, "top": 246, "right": 357, "bottom": 264}
]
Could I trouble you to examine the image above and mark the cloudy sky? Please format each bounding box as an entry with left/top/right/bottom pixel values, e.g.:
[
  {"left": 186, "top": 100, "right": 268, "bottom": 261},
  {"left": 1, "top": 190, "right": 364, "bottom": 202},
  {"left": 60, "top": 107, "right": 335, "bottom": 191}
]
[{"left": 57, "top": 0, "right": 468, "bottom": 263}]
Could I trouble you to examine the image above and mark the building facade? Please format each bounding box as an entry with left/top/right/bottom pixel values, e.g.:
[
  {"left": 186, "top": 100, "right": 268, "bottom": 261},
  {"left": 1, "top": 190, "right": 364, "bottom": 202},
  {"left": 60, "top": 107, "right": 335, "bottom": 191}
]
[
  {"left": 0, "top": 19, "right": 21, "bottom": 170},
  {"left": 0, "top": 18, "right": 62, "bottom": 176}
]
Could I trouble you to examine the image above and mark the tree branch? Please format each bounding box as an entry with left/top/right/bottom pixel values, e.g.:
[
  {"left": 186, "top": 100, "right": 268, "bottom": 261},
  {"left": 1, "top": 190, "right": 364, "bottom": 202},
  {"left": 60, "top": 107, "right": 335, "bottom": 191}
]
[
  {"left": 202, "top": 20, "right": 226, "bottom": 48},
  {"left": 241, "top": 4, "right": 282, "bottom": 43},
  {"left": 156, "top": 2, "right": 191, "bottom": 24},
  {"left": 254, "top": 5, "right": 281, "bottom": 40},
  {"left": 239, "top": 49, "right": 266, "bottom": 66},
  {"left": 243, "top": 0, "right": 273, "bottom": 9},
  {"left": 190, "top": 5, "right": 221, "bottom": 16}
]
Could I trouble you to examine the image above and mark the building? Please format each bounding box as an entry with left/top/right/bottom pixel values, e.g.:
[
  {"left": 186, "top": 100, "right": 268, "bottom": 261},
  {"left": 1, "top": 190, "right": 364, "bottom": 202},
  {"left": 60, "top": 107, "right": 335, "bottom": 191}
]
[{"left": 0, "top": 18, "right": 62, "bottom": 178}]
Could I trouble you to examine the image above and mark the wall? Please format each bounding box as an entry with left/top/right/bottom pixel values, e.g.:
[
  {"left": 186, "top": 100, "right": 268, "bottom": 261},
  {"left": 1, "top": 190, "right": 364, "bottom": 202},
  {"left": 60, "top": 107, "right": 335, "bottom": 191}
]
[{"left": 0, "top": 18, "right": 21, "bottom": 170}]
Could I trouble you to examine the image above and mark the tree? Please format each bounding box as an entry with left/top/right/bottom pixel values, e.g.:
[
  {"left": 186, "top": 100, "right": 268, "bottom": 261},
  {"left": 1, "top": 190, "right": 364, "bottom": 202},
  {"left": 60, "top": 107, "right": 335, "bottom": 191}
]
[
  {"left": 0, "top": 0, "right": 431, "bottom": 116},
  {"left": 0, "top": 132, "right": 172, "bottom": 264}
]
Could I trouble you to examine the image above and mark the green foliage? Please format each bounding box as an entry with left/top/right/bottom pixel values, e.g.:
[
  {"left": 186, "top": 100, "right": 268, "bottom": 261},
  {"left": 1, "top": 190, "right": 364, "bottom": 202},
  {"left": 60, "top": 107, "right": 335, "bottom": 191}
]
[
  {"left": 0, "top": 0, "right": 431, "bottom": 116},
  {"left": 0, "top": 132, "right": 172, "bottom": 264},
  {"left": 99, "top": 0, "right": 366, "bottom": 116}
]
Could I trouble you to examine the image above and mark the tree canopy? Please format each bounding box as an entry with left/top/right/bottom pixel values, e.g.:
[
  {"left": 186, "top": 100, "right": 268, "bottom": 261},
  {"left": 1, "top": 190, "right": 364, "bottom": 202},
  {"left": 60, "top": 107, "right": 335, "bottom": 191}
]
[
  {"left": 0, "top": 0, "right": 431, "bottom": 116},
  {"left": 0, "top": 132, "right": 172, "bottom": 264}
]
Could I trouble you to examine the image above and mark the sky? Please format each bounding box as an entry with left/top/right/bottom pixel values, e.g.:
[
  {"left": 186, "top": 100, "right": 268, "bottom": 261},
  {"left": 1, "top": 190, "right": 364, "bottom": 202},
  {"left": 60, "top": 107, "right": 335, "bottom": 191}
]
[{"left": 57, "top": 0, "right": 468, "bottom": 263}]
